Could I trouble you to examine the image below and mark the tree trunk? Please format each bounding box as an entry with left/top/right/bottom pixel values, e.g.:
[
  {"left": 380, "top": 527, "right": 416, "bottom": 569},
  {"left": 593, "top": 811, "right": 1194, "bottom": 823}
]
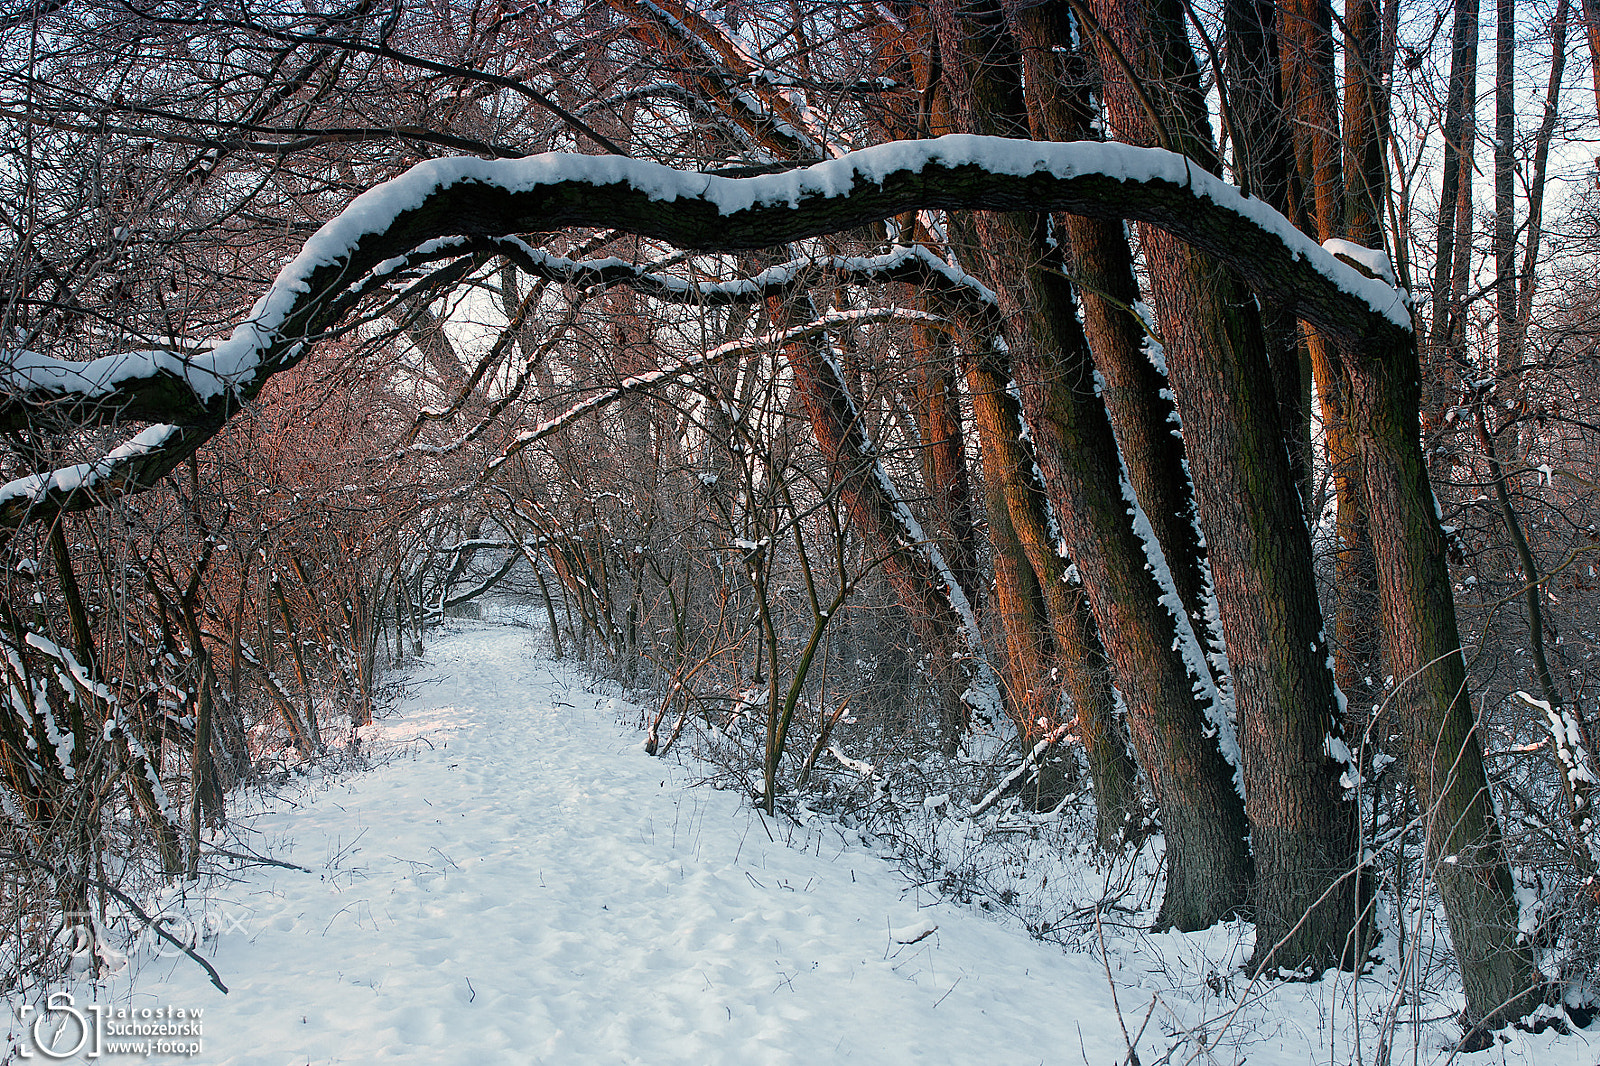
[
  {"left": 1006, "top": 1, "right": 1220, "bottom": 670},
  {"left": 1091, "top": 0, "right": 1363, "bottom": 971},
  {"left": 1282, "top": 0, "right": 1385, "bottom": 739},
  {"left": 909, "top": 326, "right": 984, "bottom": 612},
  {"left": 1428, "top": 0, "right": 1481, "bottom": 380},
  {"left": 1347, "top": 341, "right": 1540, "bottom": 1028},
  {"left": 966, "top": 361, "right": 1068, "bottom": 797},
  {"left": 1495, "top": 0, "right": 1517, "bottom": 378},
  {"left": 773, "top": 294, "right": 996, "bottom": 750},
  {"left": 934, "top": 0, "right": 1251, "bottom": 926},
  {"left": 1224, "top": 0, "right": 1315, "bottom": 512},
  {"left": 966, "top": 334, "right": 1141, "bottom": 839}
]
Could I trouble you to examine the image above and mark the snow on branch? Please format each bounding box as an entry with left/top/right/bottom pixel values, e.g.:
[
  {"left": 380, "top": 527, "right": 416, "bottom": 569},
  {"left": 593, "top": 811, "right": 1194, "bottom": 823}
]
[
  {"left": 1, "top": 135, "right": 1411, "bottom": 528},
  {"left": 483, "top": 236, "right": 1000, "bottom": 312},
  {"left": 611, "top": 0, "right": 831, "bottom": 160}
]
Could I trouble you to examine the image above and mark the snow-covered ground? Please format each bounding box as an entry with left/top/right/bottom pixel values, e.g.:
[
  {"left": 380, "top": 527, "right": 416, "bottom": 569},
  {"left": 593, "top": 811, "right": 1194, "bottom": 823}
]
[{"left": 23, "top": 624, "right": 1596, "bottom": 1064}]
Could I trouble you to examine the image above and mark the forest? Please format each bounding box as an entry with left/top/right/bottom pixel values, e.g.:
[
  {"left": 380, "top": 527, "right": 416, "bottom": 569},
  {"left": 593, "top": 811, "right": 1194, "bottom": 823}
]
[{"left": 0, "top": 0, "right": 1597, "bottom": 1051}]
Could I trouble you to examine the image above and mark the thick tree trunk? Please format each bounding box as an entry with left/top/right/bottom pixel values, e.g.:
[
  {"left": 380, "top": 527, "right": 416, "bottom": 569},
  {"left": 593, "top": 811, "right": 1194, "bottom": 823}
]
[
  {"left": 1091, "top": 0, "right": 1363, "bottom": 971},
  {"left": 1006, "top": 2, "right": 1219, "bottom": 669},
  {"left": 990, "top": 264, "right": 1252, "bottom": 930},
  {"left": 971, "top": 216, "right": 1251, "bottom": 929},
  {"left": 1327, "top": 0, "right": 1392, "bottom": 735},
  {"left": 1280, "top": 0, "right": 1386, "bottom": 738},
  {"left": 1347, "top": 340, "right": 1540, "bottom": 1029},
  {"left": 934, "top": 0, "right": 1250, "bottom": 924}
]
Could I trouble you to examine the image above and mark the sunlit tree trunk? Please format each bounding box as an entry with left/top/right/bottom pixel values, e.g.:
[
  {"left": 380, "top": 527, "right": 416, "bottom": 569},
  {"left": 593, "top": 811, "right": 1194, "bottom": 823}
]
[
  {"left": 1090, "top": 0, "right": 1362, "bottom": 970},
  {"left": 1006, "top": 1, "right": 1218, "bottom": 668},
  {"left": 908, "top": 325, "right": 983, "bottom": 611},
  {"left": 933, "top": 0, "right": 1252, "bottom": 928},
  {"left": 965, "top": 334, "right": 1141, "bottom": 839},
  {"left": 910, "top": 4, "right": 1143, "bottom": 824}
]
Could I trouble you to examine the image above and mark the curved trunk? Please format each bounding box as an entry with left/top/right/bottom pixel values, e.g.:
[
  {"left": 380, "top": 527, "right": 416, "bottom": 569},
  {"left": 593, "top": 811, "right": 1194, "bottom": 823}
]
[
  {"left": 1006, "top": 2, "right": 1219, "bottom": 670},
  {"left": 934, "top": 0, "right": 1250, "bottom": 925},
  {"left": 1091, "top": 0, "right": 1363, "bottom": 970},
  {"left": 1348, "top": 341, "right": 1539, "bottom": 1028}
]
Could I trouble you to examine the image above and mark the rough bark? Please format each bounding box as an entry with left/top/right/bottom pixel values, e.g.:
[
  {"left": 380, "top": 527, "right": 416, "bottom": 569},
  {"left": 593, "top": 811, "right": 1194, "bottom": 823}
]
[
  {"left": 986, "top": 235, "right": 1252, "bottom": 931},
  {"left": 1006, "top": 1, "right": 1219, "bottom": 667},
  {"left": 1224, "top": 0, "right": 1315, "bottom": 510},
  {"left": 909, "top": 327, "right": 983, "bottom": 611},
  {"left": 1347, "top": 341, "right": 1540, "bottom": 1028},
  {"left": 1328, "top": 0, "right": 1391, "bottom": 735},
  {"left": 934, "top": 0, "right": 1248, "bottom": 923},
  {"left": 966, "top": 335, "right": 1141, "bottom": 840},
  {"left": 1091, "top": 0, "right": 1362, "bottom": 970}
]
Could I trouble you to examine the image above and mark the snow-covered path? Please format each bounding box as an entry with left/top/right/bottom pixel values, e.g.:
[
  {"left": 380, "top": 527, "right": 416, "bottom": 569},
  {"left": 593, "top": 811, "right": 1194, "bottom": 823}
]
[
  {"left": 99, "top": 625, "right": 1133, "bottom": 1065},
  {"left": 55, "top": 623, "right": 1597, "bottom": 1065}
]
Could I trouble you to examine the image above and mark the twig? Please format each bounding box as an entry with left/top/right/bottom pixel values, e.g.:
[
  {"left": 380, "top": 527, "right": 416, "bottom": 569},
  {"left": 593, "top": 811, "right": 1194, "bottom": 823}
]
[
  {"left": 932, "top": 975, "right": 963, "bottom": 1009},
  {"left": 203, "top": 844, "right": 311, "bottom": 872},
  {"left": 969, "top": 724, "right": 1072, "bottom": 818},
  {"left": 1096, "top": 907, "right": 1141, "bottom": 1066}
]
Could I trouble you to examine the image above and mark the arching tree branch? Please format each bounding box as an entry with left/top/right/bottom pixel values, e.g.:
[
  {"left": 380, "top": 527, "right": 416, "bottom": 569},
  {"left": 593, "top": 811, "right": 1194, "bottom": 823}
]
[{"left": 0, "top": 135, "right": 1409, "bottom": 527}]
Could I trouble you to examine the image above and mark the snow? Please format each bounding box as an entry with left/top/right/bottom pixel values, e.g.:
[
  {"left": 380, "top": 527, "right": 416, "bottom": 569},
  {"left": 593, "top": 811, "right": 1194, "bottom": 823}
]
[
  {"left": 55, "top": 626, "right": 1130, "bottom": 1064},
  {"left": 25, "top": 624, "right": 1595, "bottom": 1065},
  {"left": 1321, "top": 238, "right": 1399, "bottom": 287},
  {"left": 1517, "top": 690, "right": 1600, "bottom": 791},
  {"left": 4, "top": 136, "right": 1407, "bottom": 412},
  {"left": 0, "top": 424, "right": 180, "bottom": 509},
  {"left": 1110, "top": 436, "right": 1242, "bottom": 793},
  {"left": 1, "top": 349, "right": 229, "bottom": 402}
]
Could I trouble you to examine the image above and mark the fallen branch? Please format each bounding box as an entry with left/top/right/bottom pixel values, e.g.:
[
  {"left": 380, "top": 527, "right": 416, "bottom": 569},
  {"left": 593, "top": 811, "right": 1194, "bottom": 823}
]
[{"left": 967, "top": 723, "right": 1072, "bottom": 818}]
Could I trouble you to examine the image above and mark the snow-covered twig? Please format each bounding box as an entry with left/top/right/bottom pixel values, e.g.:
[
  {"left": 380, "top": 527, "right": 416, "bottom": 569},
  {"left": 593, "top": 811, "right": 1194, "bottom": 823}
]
[{"left": 967, "top": 724, "right": 1072, "bottom": 818}]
